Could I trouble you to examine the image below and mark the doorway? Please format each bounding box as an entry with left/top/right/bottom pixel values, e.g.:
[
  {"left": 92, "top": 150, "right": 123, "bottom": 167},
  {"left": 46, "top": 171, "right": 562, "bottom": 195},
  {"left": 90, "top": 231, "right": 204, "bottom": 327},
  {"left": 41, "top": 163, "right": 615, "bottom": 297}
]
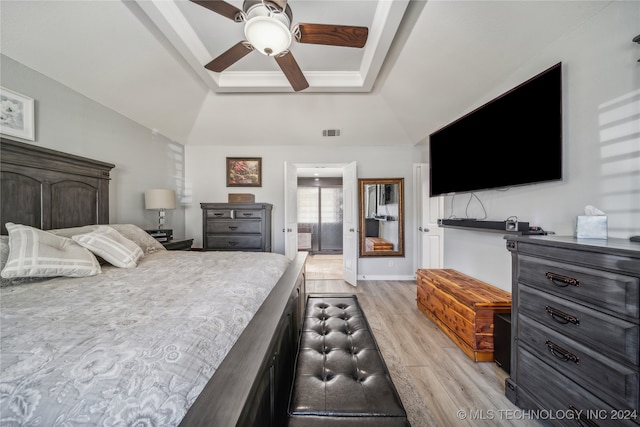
[
  {"left": 297, "top": 177, "right": 343, "bottom": 255},
  {"left": 285, "top": 162, "right": 357, "bottom": 285}
]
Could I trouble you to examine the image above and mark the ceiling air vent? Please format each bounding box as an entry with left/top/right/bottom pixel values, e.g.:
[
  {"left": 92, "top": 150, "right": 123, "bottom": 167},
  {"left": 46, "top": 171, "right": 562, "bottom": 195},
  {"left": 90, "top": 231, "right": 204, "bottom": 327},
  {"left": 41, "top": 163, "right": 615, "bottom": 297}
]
[{"left": 322, "top": 129, "right": 341, "bottom": 137}]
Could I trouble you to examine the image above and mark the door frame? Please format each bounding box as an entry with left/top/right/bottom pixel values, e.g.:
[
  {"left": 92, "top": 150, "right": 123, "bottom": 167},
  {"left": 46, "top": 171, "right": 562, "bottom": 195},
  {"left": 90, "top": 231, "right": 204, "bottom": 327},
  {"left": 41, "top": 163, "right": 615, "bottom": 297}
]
[
  {"left": 413, "top": 163, "right": 444, "bottom": 273},
  {"left": 284, "top": 162, "right": 357, "bottom": 283}
]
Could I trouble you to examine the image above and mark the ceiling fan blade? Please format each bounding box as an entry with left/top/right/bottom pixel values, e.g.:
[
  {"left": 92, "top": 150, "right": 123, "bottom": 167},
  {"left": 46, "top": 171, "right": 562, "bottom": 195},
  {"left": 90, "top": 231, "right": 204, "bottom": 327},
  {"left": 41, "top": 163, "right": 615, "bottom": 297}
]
[
  {"left": 275, "top": 51, "right": 309, "bottom": 92},
  {"left": 190, "top": 0, "right": 244, "bottom": 22},
  {"left": 204, "top": 42, "right": 254, "bottom": 72},
  {"left": 296, "top": 23, "right": 368, "bottom": 48}
]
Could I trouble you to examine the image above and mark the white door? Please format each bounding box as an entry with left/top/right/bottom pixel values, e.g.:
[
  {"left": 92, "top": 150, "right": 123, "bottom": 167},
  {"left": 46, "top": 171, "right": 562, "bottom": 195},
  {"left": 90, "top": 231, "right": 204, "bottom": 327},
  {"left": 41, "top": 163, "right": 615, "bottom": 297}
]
[
  {"left": 342, "top": 161, "right": 358, "bottom": 286},
  {"left": 414, "top": 163, "right": 444, "bottom": 271},
  {"left": 284, "top": 162, "right": 298, "bottom": 260}
]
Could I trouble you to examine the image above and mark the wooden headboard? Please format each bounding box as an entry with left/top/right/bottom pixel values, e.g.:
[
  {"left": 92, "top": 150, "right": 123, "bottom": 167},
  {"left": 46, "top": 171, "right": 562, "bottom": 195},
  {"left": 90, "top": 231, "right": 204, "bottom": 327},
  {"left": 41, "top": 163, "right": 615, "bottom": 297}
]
[{"left": 0, "top": 138, "right": 115, "bottom": 235}]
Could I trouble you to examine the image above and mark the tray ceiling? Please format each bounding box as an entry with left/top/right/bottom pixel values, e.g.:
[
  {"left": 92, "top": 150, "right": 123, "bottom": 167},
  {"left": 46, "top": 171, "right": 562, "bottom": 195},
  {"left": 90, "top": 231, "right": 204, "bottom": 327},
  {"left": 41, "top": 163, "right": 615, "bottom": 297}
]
[{"left": 136, "top": 0, "right": 410, "bottom": 93}]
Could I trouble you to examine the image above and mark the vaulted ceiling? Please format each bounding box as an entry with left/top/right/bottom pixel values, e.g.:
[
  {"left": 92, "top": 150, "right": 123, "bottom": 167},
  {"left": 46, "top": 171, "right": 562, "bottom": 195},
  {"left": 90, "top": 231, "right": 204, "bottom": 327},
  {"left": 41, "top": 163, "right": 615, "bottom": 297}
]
[{"left": 0, "top": 1, "right": 611, "bottom": 146}]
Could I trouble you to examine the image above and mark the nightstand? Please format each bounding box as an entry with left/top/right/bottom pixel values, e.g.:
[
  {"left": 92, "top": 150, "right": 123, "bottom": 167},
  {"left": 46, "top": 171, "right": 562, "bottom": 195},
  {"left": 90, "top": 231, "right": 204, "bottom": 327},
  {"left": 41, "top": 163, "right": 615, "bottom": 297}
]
[
  {"left": 145, "top": 229, "right": 172, "bottom": 243},
  {"left": 163, "top": 238, "right": 193, "bottom": 251}
]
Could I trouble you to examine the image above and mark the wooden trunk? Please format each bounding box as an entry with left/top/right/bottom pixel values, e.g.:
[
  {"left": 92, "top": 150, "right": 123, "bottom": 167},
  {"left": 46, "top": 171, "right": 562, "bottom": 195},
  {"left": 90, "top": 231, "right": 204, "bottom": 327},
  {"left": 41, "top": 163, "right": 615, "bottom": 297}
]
[
  {"left": 365, "top": 237, "right": 393, "bottom": 251},
  {"left": 416, "top": 269, "right": 511, "bottom": 362}
]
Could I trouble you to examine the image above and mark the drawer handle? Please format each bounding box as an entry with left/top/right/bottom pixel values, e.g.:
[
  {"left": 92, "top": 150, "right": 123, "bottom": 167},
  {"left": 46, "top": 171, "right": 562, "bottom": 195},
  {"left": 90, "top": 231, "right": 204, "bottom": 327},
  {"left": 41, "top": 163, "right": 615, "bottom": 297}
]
[
  {"left": 545, "top": 340, "right": 580, "bottom": 364},
  {"left": 568, "top": 405, "right": 600, "bottom": 427},
  {"left": 545, "top": 306, "right": 580, "bottom": 326},
  {"left": 242, "top": 213, "right": 253, "bottom": 217},
  {"left": 213, "top": 213, "right": 224, "bottom": 217},
  {"left": 545, "top": 271, "right": 580, "bottom": 287},
  {"left": 228, "top": 226, "right": 238, "bottom": 230},
  {"left": 228, "top": 241, "right": 239, "bottom": 246}
]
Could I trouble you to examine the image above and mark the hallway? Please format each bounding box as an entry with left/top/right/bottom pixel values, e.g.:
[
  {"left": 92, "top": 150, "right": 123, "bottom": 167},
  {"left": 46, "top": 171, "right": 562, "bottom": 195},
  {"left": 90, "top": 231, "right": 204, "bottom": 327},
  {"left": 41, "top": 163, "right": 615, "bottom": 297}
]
[{"left": 304, "top": 254, "right": 343, "bottom": 280}]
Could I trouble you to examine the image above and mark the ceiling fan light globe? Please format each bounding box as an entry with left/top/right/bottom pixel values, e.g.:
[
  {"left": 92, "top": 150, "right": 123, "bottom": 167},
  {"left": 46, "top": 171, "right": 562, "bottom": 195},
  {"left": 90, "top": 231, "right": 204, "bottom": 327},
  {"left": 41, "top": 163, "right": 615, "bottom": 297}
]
[{"left": 244, "top": 16, "right": 292, "bottom": 56}]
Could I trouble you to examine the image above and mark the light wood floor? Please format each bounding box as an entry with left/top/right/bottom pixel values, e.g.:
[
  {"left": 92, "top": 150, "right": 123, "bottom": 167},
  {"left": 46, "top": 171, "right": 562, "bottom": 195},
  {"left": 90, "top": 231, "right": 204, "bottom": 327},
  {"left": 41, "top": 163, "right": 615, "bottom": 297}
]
[
  {"left": 305, "top": 254, "right": 343, "bottom": 280},
  {"left": 305, "top": 277, "right": 542, "bottom": 427}
]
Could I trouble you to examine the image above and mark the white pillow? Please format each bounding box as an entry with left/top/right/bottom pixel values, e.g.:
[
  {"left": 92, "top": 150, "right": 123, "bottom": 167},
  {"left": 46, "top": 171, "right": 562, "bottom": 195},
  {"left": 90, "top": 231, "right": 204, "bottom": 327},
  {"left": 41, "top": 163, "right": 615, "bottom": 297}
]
[
  {"left": 49, "top": 224, "right": 165, "bottom": 255},
  {"left": 0, "top": 236, "right": 9, "bottom": 272},
  {"left": 1, "top": 223, "right": 101, "bottom": 279},
  {"left": 108, "top": 224, "right": 167, "bottom": 254},
  {"left": 72, "top": 226, "right": 144, "bottom": 268}
]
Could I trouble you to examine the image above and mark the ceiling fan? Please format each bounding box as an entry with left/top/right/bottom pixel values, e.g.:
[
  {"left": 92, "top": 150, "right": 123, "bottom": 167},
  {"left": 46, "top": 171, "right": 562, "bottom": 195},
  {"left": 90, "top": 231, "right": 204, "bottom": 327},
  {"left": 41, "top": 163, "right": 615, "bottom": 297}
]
[{"left": 191, "top": 0, "right": 369, "bottom": 91}]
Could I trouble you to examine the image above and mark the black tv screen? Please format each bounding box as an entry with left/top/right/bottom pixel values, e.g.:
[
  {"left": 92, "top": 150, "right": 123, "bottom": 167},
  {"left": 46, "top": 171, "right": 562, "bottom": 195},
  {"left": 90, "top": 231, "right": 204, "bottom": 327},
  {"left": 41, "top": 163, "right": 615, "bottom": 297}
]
[{"left": 429, "top": 62, "right": 562, "bottom": 197}]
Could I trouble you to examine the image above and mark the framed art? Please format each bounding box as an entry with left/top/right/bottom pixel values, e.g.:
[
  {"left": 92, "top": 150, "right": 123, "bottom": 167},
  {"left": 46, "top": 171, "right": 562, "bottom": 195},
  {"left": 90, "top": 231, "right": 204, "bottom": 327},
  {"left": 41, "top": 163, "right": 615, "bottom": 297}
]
[
  {"left": 227, "top": 157, "right": 262, "bottom": 187},
  {"left": 0, "top": 87, "right": 35, "bottom": 141}
]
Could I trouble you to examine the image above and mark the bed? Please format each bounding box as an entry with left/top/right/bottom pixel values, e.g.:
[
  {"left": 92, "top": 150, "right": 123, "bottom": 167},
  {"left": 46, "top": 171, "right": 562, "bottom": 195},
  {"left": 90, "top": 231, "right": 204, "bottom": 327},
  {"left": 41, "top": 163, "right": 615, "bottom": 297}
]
[{"left": 0, "top": 138, "right": 307, "bottom": 426}]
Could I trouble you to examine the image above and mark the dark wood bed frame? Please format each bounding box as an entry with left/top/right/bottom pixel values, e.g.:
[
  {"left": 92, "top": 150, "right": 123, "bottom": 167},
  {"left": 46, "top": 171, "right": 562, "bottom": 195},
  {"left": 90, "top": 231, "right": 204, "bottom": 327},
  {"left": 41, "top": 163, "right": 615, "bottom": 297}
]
[{"left": 0, "top": 138, "right": 307, "bottom": 426}]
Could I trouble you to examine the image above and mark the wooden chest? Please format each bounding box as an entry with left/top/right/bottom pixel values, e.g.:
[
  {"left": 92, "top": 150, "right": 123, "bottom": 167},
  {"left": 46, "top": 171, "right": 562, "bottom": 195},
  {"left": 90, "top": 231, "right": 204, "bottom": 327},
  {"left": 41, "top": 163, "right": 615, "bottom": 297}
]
[
  {"left": 416, "top": 269, "right": 511, "bottom": 362},
  {"left": 365, "top": 237, "right": 393, "bottom": 251}
]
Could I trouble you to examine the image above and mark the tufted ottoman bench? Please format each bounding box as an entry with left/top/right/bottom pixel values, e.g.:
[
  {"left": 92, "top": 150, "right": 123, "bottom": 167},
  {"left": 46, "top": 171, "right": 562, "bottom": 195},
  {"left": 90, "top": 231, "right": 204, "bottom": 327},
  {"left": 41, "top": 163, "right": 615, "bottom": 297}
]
[{"left": 288, "top": 294, "right": 409, "bottom": 426}]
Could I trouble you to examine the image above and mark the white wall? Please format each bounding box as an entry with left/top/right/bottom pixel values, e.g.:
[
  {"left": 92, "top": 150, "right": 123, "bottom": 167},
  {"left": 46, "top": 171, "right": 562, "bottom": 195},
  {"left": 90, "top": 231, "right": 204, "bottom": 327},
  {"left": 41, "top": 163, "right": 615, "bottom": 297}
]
[
  {"left": 1, "top": 55, "right": 187, "bottom": 238},
  {"left": 425, "top": 1, "right": 640, "bottom": 291},
  {"left": 184, "top": 144, "right": 420, "bottom": 278}
]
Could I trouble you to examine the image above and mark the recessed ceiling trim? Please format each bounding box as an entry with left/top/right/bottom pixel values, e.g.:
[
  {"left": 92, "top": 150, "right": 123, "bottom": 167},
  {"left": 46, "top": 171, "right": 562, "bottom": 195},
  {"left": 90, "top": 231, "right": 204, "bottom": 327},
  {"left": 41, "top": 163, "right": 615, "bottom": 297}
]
[
  {"left": 217, "top": 70, "right": 366, "bottom": 92},
  {"left": 360, "top": 0, "right": 410, "bottom": 89},
  {"left": 136, "top": 0, "right": 410, "bottom": 93}
]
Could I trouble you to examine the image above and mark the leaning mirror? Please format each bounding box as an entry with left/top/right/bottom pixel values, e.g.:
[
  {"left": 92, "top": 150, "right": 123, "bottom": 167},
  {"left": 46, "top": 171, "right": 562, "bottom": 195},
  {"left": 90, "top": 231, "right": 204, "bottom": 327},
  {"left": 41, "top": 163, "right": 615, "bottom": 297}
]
[{"left": 358, "top": 178, "right": 404, "bottom": 257}]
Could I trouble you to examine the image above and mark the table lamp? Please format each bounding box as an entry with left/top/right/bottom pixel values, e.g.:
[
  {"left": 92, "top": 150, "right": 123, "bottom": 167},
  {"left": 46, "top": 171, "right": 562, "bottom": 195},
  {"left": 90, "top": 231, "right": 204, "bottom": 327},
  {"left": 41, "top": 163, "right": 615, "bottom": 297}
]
[{"left": 145, "top": 189, "right": 176, "bottom": 230}]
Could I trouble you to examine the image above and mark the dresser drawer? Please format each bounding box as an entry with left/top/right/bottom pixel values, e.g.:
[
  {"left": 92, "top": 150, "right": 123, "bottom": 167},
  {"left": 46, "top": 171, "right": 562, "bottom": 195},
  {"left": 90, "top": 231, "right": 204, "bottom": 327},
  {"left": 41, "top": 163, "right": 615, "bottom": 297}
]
[
  {"left": 206, "top": 219, "right": 262, "bottom": 234},
  {"left": 206, "top": 209, "right": 233, "bottom": 219},
  {"left": 519, "top": 284, "right": 639, "bottom": 365},
  {"left": 518, "top": 314, "right": 639, "bottom": 410},
  {"left": 518, "top": 255, "right": 640, "bottom": 319},
  {"left": 517, "top": 347, "right": 639, "bottom": 427},
  {"left": 205, "top": 235, "right": 263, "bottom": 250},
  {"left": 234, "top": 209, "right": 264, "bottom": 219}
]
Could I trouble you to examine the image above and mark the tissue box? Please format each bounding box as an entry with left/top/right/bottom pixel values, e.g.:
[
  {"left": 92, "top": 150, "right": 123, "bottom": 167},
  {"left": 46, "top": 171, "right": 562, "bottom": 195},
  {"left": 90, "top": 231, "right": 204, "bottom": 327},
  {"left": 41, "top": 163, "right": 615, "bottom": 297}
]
[{"left": 576, "top": 216, "right": 607, "bottom": 239}]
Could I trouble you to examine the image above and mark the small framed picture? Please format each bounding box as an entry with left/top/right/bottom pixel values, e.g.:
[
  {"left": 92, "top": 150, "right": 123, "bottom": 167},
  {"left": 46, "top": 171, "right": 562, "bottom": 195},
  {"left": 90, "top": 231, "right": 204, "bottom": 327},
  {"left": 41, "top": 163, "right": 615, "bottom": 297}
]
[
  {"left": 226, "top": 157, "right": 262, "bottom": 187},
  {"left": 0, "top": 87, "right": 35, "bottom": 141}
]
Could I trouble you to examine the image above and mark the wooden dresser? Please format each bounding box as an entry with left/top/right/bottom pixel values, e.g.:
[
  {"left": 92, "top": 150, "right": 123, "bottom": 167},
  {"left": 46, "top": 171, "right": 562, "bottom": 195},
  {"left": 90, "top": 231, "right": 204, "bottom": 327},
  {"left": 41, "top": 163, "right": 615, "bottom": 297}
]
[
  {"left": 505, "top": 235, "right": 640, "bottom": 426},
  {"left": 201, "top": 203, "right": 272, "bottom": 252}
]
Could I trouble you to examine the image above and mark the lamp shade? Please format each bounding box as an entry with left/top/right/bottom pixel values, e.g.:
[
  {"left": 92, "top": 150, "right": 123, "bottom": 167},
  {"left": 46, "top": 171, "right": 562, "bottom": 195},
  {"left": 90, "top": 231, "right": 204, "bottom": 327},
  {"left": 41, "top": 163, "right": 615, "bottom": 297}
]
[{"left": 144, "top": 189, "right": 176, "bottom": 210}]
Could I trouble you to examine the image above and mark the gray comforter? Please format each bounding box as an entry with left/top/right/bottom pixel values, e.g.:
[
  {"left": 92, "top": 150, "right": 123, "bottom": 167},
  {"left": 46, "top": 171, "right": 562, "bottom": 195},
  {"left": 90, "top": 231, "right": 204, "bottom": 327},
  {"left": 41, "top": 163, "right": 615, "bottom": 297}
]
[{"left": 0, "top": 250, "right": 290, "bottom": 426}]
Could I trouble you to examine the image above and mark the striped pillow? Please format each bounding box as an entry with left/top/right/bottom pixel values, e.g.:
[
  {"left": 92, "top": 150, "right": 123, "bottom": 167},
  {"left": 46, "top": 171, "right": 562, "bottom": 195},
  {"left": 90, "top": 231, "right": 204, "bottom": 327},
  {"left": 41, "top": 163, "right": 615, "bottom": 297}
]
[
  {"left": 1, "top": 223, "right": 101, "bottom": 279},
  {"left": 72, "top": 226, "right": 144, "bottom": 268}
]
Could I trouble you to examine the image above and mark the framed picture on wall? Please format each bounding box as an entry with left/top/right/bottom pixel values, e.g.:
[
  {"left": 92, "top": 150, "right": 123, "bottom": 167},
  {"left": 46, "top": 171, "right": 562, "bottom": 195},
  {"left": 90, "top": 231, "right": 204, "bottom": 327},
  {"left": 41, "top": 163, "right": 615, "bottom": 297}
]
[
  {"left": 226, "top": 157, "right": 262, "bottom": 187},
  {"left": 0, "top": 87, "right": 35, "bottom": 141}
]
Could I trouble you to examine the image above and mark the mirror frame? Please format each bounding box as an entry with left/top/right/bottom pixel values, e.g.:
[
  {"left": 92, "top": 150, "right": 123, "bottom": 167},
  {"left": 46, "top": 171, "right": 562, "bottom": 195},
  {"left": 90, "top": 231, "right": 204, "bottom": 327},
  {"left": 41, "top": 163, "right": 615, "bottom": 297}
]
[{"left": 358, "top": 178, "right": 404, "bottom": 257}]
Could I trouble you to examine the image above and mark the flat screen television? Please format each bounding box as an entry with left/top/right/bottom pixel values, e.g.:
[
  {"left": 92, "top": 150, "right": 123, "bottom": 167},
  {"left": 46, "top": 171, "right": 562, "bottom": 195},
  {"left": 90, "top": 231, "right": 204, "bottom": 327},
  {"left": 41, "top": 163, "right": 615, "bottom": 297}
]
[{"left": 429, "top": 62, "right": 562, "bottom": 197}]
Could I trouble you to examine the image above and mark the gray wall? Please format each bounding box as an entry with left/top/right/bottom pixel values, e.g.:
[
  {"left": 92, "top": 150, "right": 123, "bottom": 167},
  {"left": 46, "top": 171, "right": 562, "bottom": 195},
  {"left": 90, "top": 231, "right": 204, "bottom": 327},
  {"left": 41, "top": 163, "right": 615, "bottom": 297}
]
[
  {"left": 185, "top": 144, "right": 421, "bottom": 279},
  {"left": 1, "top": 55, "right": 187, "bottom": 238},
  {"left": 426, "top": 1, "right": 640, "bottom": 290}
]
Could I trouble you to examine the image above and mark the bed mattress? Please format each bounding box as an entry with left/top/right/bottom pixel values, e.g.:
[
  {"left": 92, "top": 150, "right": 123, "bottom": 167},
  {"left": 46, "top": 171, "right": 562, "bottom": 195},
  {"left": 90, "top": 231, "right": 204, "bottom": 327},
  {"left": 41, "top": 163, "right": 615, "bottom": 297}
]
[{"left": 0, "top": 250, "right": 290, "bottom": 426}]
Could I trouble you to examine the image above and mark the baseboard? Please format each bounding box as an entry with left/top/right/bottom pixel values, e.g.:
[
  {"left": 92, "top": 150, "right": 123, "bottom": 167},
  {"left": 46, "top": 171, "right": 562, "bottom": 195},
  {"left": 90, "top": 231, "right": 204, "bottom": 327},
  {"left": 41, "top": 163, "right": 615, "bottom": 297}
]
[{"left": 357, "top": 275, "right": 415, "bottom": 281}]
